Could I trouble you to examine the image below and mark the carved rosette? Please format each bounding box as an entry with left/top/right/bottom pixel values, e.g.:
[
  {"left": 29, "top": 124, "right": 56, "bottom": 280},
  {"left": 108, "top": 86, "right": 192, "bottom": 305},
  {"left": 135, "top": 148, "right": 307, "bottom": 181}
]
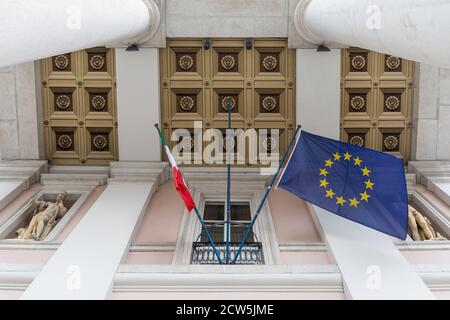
[
  {"left": 223, "top": 136, "right": 235, "bottom": 152},
  {"left": 57, "top": 134, "right": 73, "bottom": 150},
  {"left": 262, "top": 96, "right": 277, "bottom": 112},
  {"left": 351, "top": 55, "right": 366, "bottom": 71},
  {"left": 221, "top": 96, "right": 236, "bottom": 111},
  {"left": 263, "top": 137, "right": 276, "bottom": 152},
  {"left": 179, "top": 55, "right": 194, "bottom": 71},
  {"left": 91, "top": 95, "right": 107, "bottom": 111},
  {"left": 220, "top": 55, "right": 236, "bottom": 70},
  {"left": 54, "top": 55, "right": 69, "bottom": 70},
  {"left": 179, "top": 96, "right": 195, "bottom": 111},
  {"left": 383, "top": 135, "right": 399, "bottom": 150},
  {"left": 350, "top": 96, "right": 365, "bottom": 111},
  {"left": 386, "top": 56, "right": 401, "bottom": 71},
  {"left": 92, "top": 135, "right": 108, "bottom": 151},
  {"left": 56, "top": 95, "right": 71, "bottom": 111},
  {"left": 262, "top": 55, "right": 278, "bottom": 71},
  {"left": 89, "top": 55, "right": 105, "bottom": 70},
  {"left": 385, "top": 95, "right": 400, "bottom": 111},
  {"left": 349, "top": 135, "right": 364, "bottom": 147},
  {"left": 181, "top": 136, "right": 194, "bottom": 151}
]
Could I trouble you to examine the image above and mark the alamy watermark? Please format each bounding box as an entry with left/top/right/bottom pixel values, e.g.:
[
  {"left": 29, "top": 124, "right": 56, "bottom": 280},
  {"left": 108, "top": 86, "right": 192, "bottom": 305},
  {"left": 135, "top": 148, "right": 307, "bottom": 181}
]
[{"left": 170, "top": 122, "right": 282, "bottom": 175}]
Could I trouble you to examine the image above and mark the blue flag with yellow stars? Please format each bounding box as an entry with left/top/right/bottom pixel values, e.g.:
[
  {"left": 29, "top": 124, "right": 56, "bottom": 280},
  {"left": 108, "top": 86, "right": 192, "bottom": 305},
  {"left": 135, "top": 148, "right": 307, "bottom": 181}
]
[{"left": 277, "top": 130, "right": 408, "bottom": 239}]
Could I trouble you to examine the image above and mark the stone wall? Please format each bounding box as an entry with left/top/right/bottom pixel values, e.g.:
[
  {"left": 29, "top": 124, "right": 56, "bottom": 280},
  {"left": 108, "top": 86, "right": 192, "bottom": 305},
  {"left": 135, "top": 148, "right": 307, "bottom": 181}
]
[
  {"left": 166, "top": 0, "right": 289, "bottom": 38},
  {"left": 412, "top": 63, "right": 450, "bottom": 160},
  {"left": 0, "top": 63, "right": 41, "bottom": 160}
]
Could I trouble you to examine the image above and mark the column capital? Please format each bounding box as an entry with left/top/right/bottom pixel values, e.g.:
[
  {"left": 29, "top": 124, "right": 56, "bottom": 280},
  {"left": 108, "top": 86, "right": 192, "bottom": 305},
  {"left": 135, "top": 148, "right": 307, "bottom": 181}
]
[
  {"left": 288, "top": 0, "right": 344, "bottom": 49},
  {"left": 293, "top": 0, "right": 322, "bottom": 45},
  {"left": 125, "top": 0, "right": 161, "bottom": 45},
  {"left": 108, "top": 0, "right": 166, "bottom": 48}
]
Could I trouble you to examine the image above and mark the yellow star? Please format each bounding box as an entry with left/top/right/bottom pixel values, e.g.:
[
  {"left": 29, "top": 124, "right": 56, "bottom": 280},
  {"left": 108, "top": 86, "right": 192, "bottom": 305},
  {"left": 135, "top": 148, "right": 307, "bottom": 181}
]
[
  {"left": 319, "top": 168, "right": 329, "bottom": 177},
  {"left": 320, "top": 179, "right": 329, "bottom": 188},
  {"left": 349, "top": 198, "right": 360, "bottom": 208},
  {"left": 344, "top": 152, "right": 352, "bottom": 161},
  {"left": 336, "top": 196, "right": 347, "bottom": 206},
  {"left": 325, "top": 189, "right": 335, "bottom": 199},
  {"left": 333, "top": 152, "right": 341, "bottom": 161},
  {"left": 325, "top": 159, "right": 334, "bottom": 168},
  {"left": 353, "top": 156, "right": 363, "bottom": 166},
  {"left": 360, "top": 191, "right": 370, "bottom": 202},
  {"left": 361, "top": 167, "right": 371, "bottom": 177},
  {"left": 364, "top": 179, "right": 375, "bottom": 190}
]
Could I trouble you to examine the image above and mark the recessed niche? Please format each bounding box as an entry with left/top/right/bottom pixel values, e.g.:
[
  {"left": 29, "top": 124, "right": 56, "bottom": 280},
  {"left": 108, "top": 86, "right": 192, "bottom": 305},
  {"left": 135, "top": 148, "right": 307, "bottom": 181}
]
[{"left": 0, "top": 192, "right": 82, "bottom": 242}]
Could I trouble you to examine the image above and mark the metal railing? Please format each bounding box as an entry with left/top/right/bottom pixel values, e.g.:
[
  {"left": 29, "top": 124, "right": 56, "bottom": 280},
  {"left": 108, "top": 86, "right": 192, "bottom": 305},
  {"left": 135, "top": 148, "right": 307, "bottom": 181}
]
[{"left": 191, "top": 242, "right": 264, "bottom": 265}]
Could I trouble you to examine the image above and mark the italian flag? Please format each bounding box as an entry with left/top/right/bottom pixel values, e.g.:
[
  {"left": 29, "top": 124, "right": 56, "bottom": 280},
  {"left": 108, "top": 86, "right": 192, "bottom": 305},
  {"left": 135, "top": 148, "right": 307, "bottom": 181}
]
[{"left": 156, "top": 126, "right": 195, "bottom": 212}]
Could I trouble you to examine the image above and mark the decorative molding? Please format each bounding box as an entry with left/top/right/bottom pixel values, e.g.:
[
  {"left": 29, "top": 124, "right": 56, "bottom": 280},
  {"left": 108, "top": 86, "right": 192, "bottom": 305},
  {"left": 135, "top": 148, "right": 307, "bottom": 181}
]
[
  {"left": 0, "top": 160, "right": 48, "bottom": 185},
  {"left": 2, "top": 264, "right": 450, "bottom": 293},
  {"left": 279, "top": 243, "right": 327, "bottom": 252},
  {"left": 109, "top": 161, "right": 169, "bottom": 184},
  {"left": 40, "top": 173, "right": 108, "bottom": 190},
  {"left": 408, "top": 161, "right": 450, "bottom": 206}
]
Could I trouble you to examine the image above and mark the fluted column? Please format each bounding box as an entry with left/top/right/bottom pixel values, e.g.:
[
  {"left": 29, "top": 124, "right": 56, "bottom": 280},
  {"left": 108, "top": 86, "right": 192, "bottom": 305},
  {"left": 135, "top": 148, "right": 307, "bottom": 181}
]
[
  {"left": 294, "top": 0, "right": 450, "bottom": 68},
  {"left": 0, "top": 0, "right": 160, "bottom": 68}
]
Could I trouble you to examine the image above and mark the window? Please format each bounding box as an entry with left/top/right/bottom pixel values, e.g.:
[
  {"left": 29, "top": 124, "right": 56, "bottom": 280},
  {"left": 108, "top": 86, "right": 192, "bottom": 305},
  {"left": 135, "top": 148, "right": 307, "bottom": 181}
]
[
  {"left": 200, "top": 202, "right": 255, "bottom": 243},
  {"left": 191, "top": 201, "right": 264, "bottom": 265}
]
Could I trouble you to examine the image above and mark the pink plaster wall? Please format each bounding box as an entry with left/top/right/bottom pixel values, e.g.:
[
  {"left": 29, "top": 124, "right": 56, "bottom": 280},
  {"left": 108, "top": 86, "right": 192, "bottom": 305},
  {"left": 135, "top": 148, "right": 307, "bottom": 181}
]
[
  {"left": 1, "top": 250, "right": 54, "bottom": 264},
  {"left": 280, "top": 252, "right": 331, "bottom": 265},
  {"left": 125, "top": 252, "right": 173, "bottom": 264},
  {"left": 432, "top": 291, "right": 450, "bottom": 300},
  {"left": 269, "top": 189, "right": 322, "bottom": 243},
  {"left": 57, "top": 185, "right": 106, "bottom": 241},
  {"left": 0, "top": 290, "right": 23, "bottom": 300},
  {"left": 401, "top": 250, "right": 450, "bottom": 264},
  {"left": 0, "top": 183, "right": 42, "bottom": 225},
  {"left": 132, "top": 181, "right": 185, "bottom": 243}
]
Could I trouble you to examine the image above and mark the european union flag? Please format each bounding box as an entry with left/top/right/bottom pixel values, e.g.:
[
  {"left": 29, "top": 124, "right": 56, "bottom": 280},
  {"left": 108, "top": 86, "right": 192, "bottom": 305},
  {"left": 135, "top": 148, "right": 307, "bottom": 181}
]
[{"left": 277, "top": 131, "right": 408, "bottom": 239}]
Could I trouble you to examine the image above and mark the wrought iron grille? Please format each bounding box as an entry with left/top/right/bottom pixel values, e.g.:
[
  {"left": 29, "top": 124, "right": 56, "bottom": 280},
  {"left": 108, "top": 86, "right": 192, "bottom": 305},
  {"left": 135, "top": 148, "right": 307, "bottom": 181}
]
[{"left": 191, "top": 242, "right": 264, "bottom": 265}]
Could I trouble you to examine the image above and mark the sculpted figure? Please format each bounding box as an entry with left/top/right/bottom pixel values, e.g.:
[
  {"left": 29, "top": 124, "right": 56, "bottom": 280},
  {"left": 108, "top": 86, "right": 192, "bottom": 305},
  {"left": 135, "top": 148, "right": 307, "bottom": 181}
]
[
  {"left": 16, "top": 192, "right": 68, "bottom": 241},
  {"left": 408, "top": 205, "right": 446, "bottom": 241}
]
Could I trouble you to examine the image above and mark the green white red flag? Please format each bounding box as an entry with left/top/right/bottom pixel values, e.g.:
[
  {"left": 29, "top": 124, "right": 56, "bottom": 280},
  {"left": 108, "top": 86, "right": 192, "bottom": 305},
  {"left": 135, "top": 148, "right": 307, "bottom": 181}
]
[
  {"left": 164, "top": 145, "right": 195, "bottom": 212},
  {"left": 155, "top": 126, "right": 195, "bottom": 212}
]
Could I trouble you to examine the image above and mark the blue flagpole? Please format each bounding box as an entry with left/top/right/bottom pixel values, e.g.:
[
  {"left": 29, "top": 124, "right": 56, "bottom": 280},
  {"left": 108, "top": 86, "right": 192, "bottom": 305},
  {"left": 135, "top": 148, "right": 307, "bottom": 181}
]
[
  {"left": 225, "top": 98, "right": 232, "bottom": 264},
  {"left": 232, "top": 126, "right": 301, "bottom": 264},
  {"left": 193, "top": 207, "right": 223, "bottom": 264}
]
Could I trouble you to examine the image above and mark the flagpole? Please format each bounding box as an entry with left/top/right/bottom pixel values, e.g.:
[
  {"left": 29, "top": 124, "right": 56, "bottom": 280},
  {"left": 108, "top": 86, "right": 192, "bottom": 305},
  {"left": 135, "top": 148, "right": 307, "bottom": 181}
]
[
  {"left": 154, "top": 124, "right": 223, "bottom": 264},
  {"left": 232, "top": 125, "right": 301, "bottom": 264},
  {"left": 225, "top": 98, "right": 232, "bottom": 264}
]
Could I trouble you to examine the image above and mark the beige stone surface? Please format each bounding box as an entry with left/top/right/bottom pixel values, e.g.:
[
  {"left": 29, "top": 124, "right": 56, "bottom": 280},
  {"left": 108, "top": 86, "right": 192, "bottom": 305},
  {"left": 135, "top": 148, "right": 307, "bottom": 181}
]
[
  {"left": 437, "top": 106, "right": 450, "bottom": 160},
  {"left": 166, "top": 0, "right": 289, "bottom": 37},
  {"left": 15, "top": 63, "right": 40, "bottom": 160},
  {"left": 0, "top": 62, "right": 40, "bottom": 160}
]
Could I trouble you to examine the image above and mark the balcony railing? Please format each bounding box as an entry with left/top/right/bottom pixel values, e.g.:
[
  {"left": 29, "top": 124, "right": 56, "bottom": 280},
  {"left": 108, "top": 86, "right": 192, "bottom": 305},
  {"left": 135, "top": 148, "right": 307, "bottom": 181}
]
[{"left": 191, "top": 242, "right": 264, "bottom": 265}]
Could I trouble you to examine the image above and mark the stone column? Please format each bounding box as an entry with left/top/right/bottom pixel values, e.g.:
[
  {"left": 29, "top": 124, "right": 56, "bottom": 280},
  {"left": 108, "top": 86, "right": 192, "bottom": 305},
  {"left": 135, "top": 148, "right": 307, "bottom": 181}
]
[
  {"left": 294, "top": 0, "right": 450, "bottom": 68},
  {"left": 115, "top": 48, "right": 161, "bottom": 161},
  {"left": 0, "top": 0, "right": 160, "bottom": 68}
]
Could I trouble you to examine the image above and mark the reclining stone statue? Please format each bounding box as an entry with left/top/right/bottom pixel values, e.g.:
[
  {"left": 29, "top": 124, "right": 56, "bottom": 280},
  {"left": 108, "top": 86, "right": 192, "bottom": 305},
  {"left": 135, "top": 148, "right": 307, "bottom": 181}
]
[
  {"left": 408, "top": 205, "right": 446, "bottom": 241},
  {"left": 16, "top": 192, "right": 68, "bottom": 241}
]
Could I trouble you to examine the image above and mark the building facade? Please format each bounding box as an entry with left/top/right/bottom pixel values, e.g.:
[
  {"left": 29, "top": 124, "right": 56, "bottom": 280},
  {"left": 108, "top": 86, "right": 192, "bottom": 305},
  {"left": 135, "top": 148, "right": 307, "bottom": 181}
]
[{"left": 0, "top": 0, "right": 449, "bottom": 300}]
